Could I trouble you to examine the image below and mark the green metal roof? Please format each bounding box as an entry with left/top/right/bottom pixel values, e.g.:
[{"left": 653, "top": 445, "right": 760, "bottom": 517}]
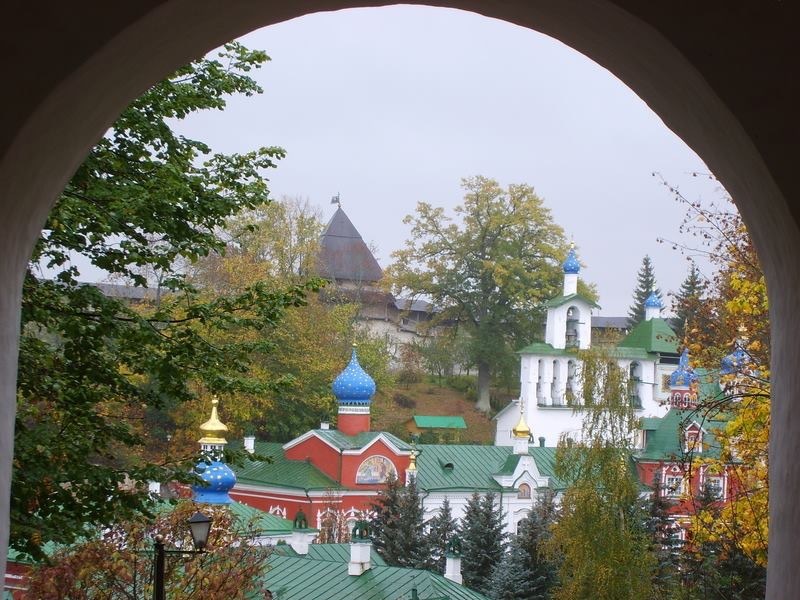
[
  {"left": 414, "top": 444, "right": 563, "bottom": 492},
  {"left": 637, "top": 408, "right": 728, "bottom": 461},
  {"left": 228, "top": 501, "right": 300, "bottom": 536},
  {"left": 516, "top": 342, "right": 576, "bottom": 356},
  {"left": 496, "top": 454, "right": 522, "bottom": 476},
  {"left": 235, "top": 441, "right": 343, "bottom": 491},
  {"left": 412, "top": 416, "right": 467, "bottom": 430},
  {"left": 415, "top": 444, "right": 509, "bottom": 492},
  {"left": 618, "top": 318, "right": 679, "bottom": 354},
  {"left": 544, "top": 293, "right": 600, "bottom": 309},
  {"left": 305, "top": 543, "right": 387, "bottom": 566},
  {"left": 516, "top": 341, "right": 652, "bottom": 360},
  {"left": 640, "top": 417, "right": 661, "bottom": 431},
  {"left": 261, "top": 554, "right": 488, "bottom": 600},
  {"left": 312, "top": 429, "right": 412, "bottom": 452},
  {"left": 528, "top": 446, "right": 564, "bottom": 489}
]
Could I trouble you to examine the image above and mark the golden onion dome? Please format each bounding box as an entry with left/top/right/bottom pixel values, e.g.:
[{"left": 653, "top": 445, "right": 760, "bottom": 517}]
[
  {"left": 408, "top": 451, "right": 418, "bottom": 471},
  {"left": 512, "top": 408, "right": 531, "bottom": 439},
  {"left": 198, "top": 397, "right": 228, "bottom": 446}
]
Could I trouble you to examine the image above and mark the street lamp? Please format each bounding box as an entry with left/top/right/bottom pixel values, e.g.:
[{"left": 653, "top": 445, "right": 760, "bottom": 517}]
[{"left": 153, "top": 511, "right": 212, "bottom": 600}]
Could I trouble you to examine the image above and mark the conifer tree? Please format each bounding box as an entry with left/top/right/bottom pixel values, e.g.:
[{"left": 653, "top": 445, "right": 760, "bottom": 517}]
[
  {"left": 671, "top": 261, "right": 707, "bottom": 341},
  {"left": 645, "top": 474, "right": 681, "bottom": 596},
  {"left": 460, "top": 492, "right": 507, "bottom": 595},
  {"left": 370, "top": 474, "right": 429, "bottom": 568},
  {"left": 425, "top": 497, "right": 458, "bottom": 573},
  {"left": 490, "top": 492, "right": 559, "bottom": 600},
  {"left": 627, "top": 255, "right": 662, "bottom": 326}
]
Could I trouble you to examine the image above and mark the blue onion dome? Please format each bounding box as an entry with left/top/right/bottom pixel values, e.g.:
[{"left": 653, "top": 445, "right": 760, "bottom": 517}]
[
  {"left": 192, "top": 459, "right": 236, "bottom": 504},
  {"left": 669, "top": 348, "right": 698, "bottom": 387},
  {"left": 644, "top": 291, "right": 663, "bottom": 308},
  {"left": 332, "top": 346, "right": 376, "bottom": 405},
  {"left": 721, "top": 345, "right": 750, "bottom": 375},
  {"left": 562, "top": 245, "right": 580, "bottom": 274}
]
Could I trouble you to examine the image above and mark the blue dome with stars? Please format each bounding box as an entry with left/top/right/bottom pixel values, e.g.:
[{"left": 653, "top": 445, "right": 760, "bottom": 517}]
[
  {"left": 721, "top": 345, "right": 750, "bottom": 375},
  {"left": 562, "top": 247, "right": 580, "bottom": 274},
  {"left": 192, "top": 459, "right": 236, "bottom": 504},
  {"left": 332, "top": 347, "right": 376, "bottom": 405},
  {"left": 644, "top": 291, "right": 663, "bottom": 308},
  {"left": 669, "top": 348, "right": 698, "bottom": 387}
]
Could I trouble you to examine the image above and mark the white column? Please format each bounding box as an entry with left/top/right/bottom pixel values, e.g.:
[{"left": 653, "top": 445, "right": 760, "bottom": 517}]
[{"left": 539, "top": 359, "right": 553, "bottom": 406}]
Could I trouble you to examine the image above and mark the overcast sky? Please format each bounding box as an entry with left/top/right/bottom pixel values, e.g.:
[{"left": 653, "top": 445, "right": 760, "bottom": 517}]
[{"left": 172, "top": 5, "right": 720, "bottom": 316}]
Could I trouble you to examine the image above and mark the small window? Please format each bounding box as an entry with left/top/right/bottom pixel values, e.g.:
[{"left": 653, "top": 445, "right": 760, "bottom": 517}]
[
  {"left": 685, "top": 428, "right": 703, "bottom": 453},
  {"left": 518, "top": 483, "right": 532, "bottom": 499},
  {"left": 705, "top": 476, "right": 724, "bottom": 500},
  {"left": 664, "top": 475, "right": 685, "bottom": 498}
]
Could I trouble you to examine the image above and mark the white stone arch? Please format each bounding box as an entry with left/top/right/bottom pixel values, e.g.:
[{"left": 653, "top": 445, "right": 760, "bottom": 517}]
[
  {"left": 566, "top": 359, "right": 578, "bottom": 405},
  {"left": 0, "top": 3, "right": 796, "bottom": 595},
  {"left": 565, "top": 305, "right": 581, "bottom": 348}
]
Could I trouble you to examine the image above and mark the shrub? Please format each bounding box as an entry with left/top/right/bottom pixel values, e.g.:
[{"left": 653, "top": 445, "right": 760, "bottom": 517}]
[{"left": 393, "top": 393, "right": 417, "bottom": 409}]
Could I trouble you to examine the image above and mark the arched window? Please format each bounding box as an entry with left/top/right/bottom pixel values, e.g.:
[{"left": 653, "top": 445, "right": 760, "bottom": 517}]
[
  {"left": 518, "top": 483, "right": 532, "bottom": 499},
  {"left": 566, "top": 306, "right": 580, "bottom": 348},
  {"left": 566, "top": 360, "right": 577, "bottom": 405},
  {"left": 628, "top": 362, "right": 642, "bottom": 408}
]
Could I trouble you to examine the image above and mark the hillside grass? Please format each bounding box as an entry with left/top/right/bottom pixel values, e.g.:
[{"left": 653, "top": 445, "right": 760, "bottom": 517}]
[{"left": 370, "top": 380, "right": 503, "bottom": 445}]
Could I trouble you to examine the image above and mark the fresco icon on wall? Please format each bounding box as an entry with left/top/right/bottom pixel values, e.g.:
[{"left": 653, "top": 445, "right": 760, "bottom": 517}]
[{"left": 356, "top": 455, "right": 397, "bottom": 484}]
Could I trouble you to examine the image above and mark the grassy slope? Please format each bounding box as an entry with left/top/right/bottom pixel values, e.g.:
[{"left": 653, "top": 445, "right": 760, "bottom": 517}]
[{"left": 370, "top": 381, "right": 497, "bottom": 445}]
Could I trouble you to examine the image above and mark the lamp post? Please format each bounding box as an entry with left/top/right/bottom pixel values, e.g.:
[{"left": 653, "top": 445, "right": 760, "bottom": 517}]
[{"left": 153, "top": 511, "right": 212, "bottom": 600}]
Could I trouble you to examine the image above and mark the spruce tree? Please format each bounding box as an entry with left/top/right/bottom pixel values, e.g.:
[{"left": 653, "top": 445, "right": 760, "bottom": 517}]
[
  {"left": 426, "top": 497, "right": 458, "bottom": 573},
  {"left": 461, "top": 492, "right": 507, "bottom": 595},
  {"left": 645, "top": 474, "right": 681, "bottom": 596},
  {"left": 672, "top": 261, "right": 707, "bottom": 341},
  {"left": 370, "top": 474, "right": 429, "bottom": 568},
  {"left": 490, "top": 493, "right": 559, "bottom": 600},
  {"left": 628, "top": 255, "right": 662, "bottom": 326}
]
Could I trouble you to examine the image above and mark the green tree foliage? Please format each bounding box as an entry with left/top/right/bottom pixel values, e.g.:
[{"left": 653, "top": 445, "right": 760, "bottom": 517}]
[
  {"left": 627, "top": 255, "right": 662, "bottom": 327},
  {"left": 490, "top": 492, "right": 559, "bottom": 600},
  {"left": 671, "top": 261, "right": 708, "bottom": 341},
  {"left": 182, "top": 200, "right": 393, "bottom": 443},
  {"left": 460, "top": 491, "right": 507, "bottom": 595},
  {"left": 370, "top": 474, "right": 429, "bottom": 568},
  {"left": 425, "top": 497, "right": 458, "bottom": 573},
  {"left": 190, "top": 195, "right": 324, "bottom": 290},
  {"left": 414, "top": 335, "right": 457, "bottom": 384},
  {"left": 546, "top": 351, "right": 654, "bottom": 600},
  {"left": 388, "top": 176, "right": 586, "bottom": 412},
  {"left": 25, "top": 501, "right": 272, "bottom": 599},
  {"left": 12, "top": 43, "right": 311, "bottom": 559}
]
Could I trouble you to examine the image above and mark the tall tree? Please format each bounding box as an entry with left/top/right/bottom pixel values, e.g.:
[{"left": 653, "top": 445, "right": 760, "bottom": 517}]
[
  {"left": 627, "top": 255, "right": 662, "bottom": 326},
  {"left": 12, "top": 42, "right": 309, "bottom": 560},
  {"left": 659, "top": 180, "right": 770, "bottom": 587},
  {"left": 190, "top": 195, "right": 324, "bottom": 291},
  {"left": 388, "top": 176, "right": 584, "bottom": 412},
  {"left": 645, "top": 474, "right": 681, "bottom": 597},
  {"left": 546, "top": 350, "right": 655, "bottom": 600},
  {"left": 490, "top": 492, "right": 559, "bottom": 600},
  {"left": 370, "top": 474, "right": 429, "bottom": 568},
  {"left": 460, "top": 491, "right": 507, "bottom": 595},
  {"left": 425, "top": 497, "right": 458, "bottom": 573},
  {"left": 671, "top": 260, "right": 708, "bottom": 341},
  {"left": 25, "top": 501, "right": 272, "bottom": 600}
]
